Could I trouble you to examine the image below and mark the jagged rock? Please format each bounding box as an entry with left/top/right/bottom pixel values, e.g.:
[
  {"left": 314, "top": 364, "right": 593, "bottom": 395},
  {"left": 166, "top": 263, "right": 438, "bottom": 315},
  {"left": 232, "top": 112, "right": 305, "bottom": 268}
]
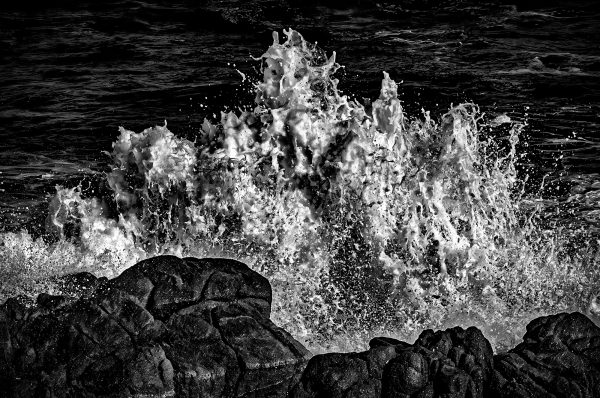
[
  {"left": 493, "top": 312, "right": 600, "bottom": 398},
  {"left": 291, "top": 312, "right": 600, "bottom": 398},
  {"left": 3, "top": 255, "right": 600, "bottom": 398},
  {"left": 290, "top": 326, "right": 492, "bottom": 398},
  {"left": 0, "top": 255, "right": 310, "bottom": 398},
  {"left": 382, "top": 326, "right": 494, "bottom": 398},
  {"left": 369, "top": 336, "right": 410, "bottom": 349},
  {"left": 291, "top": 325, "right": 493, "bottom": 398},
  {"left": 53, "top": 271, "right": 108, "bottom": 298},
  {"left": 290, "top": 345, "right": 398, "bottom": 398}
]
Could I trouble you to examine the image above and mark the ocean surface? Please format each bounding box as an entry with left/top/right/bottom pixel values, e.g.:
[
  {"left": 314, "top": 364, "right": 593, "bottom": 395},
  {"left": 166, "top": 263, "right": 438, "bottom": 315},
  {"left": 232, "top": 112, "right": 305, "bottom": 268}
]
[{"left": 1, "top": 0, "right": 600, "bottom": 353}]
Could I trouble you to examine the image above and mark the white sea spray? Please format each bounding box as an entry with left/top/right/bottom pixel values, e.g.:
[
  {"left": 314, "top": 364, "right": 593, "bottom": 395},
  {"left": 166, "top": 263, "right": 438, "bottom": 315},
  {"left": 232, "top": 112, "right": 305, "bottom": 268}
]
[{"left": 1, "top": 29, "right": 598, "bottom": 353}]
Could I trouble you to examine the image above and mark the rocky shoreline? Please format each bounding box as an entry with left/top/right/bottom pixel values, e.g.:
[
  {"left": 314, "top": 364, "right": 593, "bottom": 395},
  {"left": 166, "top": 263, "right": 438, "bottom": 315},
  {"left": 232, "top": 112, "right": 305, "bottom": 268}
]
[{"left": 1, "top": 256, "right": 598, "bottom": 397}]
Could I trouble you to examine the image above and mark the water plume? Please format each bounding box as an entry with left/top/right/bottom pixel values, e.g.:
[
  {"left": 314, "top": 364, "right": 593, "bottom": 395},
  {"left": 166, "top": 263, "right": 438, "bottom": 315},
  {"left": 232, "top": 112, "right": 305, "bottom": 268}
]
[{"left": 1, "top": 29, "right": 597, "bottom": 353}]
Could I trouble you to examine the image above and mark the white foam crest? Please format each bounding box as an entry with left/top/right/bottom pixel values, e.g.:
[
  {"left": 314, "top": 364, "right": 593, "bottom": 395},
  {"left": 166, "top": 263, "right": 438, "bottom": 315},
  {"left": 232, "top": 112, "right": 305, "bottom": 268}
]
[{"left": 2, "top": 29, "right": 598, "bottom": 353}]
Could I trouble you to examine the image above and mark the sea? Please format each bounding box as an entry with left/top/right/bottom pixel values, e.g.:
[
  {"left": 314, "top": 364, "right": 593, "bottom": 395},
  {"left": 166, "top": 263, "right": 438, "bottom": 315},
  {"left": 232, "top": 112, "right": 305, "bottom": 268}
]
[{"left": 1, "top": 0, "right": 599, "bottom": 353}]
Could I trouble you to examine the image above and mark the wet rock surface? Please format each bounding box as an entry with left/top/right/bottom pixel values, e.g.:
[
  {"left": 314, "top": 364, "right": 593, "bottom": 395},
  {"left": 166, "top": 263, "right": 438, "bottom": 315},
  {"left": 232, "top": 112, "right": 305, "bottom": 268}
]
[
  {"left": 0, "top": 255, "right": 310, "bottom": 398},
  {"left": 290, "top": 344, "right": 398, "bottom": 398},
  {"left": 292, "top": 313, "right": 600, "bottom": 398},
  {"left": 291, "top": 326, "right": 495, "bottom": 398},
  {"left": 493, "top": 312, "right": 600, "bottom": 398},
  {"left": 1, "top": 255, "right": 600, "bottom": 398}
]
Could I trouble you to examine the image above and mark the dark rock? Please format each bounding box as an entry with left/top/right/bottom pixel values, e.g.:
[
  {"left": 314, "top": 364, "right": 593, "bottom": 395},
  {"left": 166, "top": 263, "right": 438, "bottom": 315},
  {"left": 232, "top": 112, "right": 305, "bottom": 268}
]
[
  {"left": 369, "top": 336, "right": 410, "bottom": 349},
  {"left": 4, "top": 255, "right": 600, "bottom": 398},
  {"left": 36, "top": 293, "right": 75, "bottom": 310},
  {"left": 493, "top": 312, "right": 600, "bottom": 398},
  {"left": 380, "top": 326, "right": 493, "bottom": 398},
  {"left": 383, "top": 347, "right": 431, "bottom": 397},
  {"left": 290, "top": 345, "right": 397, "bottom": 398},
  {"left": 291, "top": 312, "right": 600, "bottom": 398},
  {"left": 418, "top": 326, "right": 494, "bottom": 397},
  {"left": 291, "top": 325, "right": 494, "bottom": 398},
  {"left": 53, "top": 271, "right": 107, "bottom": 298},
  {"left": 109, "top": 256, "right": 272, "bottom": 319},
  {"left": 0, "top": 255, "right": 309, "bottom": 398}
]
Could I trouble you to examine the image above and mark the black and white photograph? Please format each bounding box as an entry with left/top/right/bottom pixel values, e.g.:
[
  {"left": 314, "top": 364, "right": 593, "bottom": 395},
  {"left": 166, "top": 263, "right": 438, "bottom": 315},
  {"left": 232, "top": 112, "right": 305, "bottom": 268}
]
[{"left": 1, "top": 0, "right": 599, "bottom": 396}]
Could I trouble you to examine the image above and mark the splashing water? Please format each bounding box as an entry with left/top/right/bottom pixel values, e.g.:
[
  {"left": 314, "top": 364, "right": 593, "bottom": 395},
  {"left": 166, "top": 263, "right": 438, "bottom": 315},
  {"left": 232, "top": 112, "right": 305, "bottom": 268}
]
[{"left": 1, "top": 29, "right": 598, "bottom": 353}]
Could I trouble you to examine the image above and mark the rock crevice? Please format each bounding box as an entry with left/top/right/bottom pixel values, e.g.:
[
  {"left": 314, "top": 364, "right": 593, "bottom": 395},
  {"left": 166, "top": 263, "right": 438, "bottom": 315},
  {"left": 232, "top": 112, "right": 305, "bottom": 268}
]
[
  {"left": 293, "top": 312, "right": 600, "bottom": 398},
  {"left": 0, "top": 255, "right": 309, "bottom": 398},
  {"left": 1, "top": 255, "right": 599, "bottom": 398}
]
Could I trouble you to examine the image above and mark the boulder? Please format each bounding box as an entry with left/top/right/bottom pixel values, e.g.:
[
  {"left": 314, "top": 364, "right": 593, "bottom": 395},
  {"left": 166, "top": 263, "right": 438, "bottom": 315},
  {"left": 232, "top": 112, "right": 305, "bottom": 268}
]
[
  {"left": 290, "top": 326, "right": 493, "bottom": 398},
  {"left": 382, "top": 326, "right": 494, "bottom": 398},
  {"left": 290, "top": 345, "right": 398, "bottom": 398},
  {"left": 0, "top": 255, "right": 310, "bottom": 398},
  {"left": 291, "top": 313, "right": 600, "bottom": 398},
  {"left": 493, "top": 312, "right": 600, "bottom": 398},
  {"left": 52, "top": 271, "right": 108, "bottom": 298},
  {"left": 3, "top": 254, "right": 600, "bottom": 398}
]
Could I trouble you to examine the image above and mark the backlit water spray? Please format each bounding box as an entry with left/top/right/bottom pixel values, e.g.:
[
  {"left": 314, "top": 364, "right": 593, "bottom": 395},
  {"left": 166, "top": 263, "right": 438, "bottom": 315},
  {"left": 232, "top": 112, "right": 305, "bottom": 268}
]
[{"left": 1, "top": 29, "right": 598, "bottom": 353}]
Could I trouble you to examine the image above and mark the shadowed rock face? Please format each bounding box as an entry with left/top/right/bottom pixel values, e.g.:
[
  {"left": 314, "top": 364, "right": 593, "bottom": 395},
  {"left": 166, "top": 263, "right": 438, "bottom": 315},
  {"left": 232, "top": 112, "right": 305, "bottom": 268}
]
[
  {"left": 291, "top": 313, "right": 600, "bottom": 398},
  {"left": 290, "top": 326, "right": 494, "bottom": 398},
  {"left": 493, "top": 312, "right": 600, "bottom": 398},
  {"left": 1, "top": 256, "right": 599, "bottom": 398},
  {"left": 0, "top": 256, "right": 310, "bottom": 398}
]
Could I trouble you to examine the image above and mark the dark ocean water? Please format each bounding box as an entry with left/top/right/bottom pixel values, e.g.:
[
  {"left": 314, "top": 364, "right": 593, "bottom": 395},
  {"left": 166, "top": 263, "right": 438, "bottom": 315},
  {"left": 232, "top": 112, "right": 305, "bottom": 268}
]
[
  {"left": 1, "top": 0, "right": 600, "bottom": 352},
  {"left": 1, "top": 0, "right": 599, "bottom": 229}
]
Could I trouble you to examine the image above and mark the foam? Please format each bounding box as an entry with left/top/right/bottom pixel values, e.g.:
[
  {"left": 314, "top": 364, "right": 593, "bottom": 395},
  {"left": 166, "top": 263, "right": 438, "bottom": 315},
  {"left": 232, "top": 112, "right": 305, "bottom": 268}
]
[{"left": 1, "top": 29, "right": 597, "bottom": 353}]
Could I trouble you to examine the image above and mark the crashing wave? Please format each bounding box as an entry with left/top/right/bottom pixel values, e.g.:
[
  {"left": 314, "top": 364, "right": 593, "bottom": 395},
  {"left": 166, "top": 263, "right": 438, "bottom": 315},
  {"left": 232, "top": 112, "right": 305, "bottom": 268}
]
[{"left": 1, "top": 29, "right": 597, "bottom": 352}]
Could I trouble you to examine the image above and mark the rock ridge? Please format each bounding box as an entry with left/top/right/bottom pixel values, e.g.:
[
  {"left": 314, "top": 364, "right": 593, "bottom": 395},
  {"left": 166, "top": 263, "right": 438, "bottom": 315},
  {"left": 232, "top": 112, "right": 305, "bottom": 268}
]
[
  {"left": 0, "top": 255, "right": 310, "bottom": 397},
  {"left": 292, "top": 312, "right": 600, "bottom": 398},
  {"left": 1, "top": 255, "right": 599, "bottom": 398}
]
